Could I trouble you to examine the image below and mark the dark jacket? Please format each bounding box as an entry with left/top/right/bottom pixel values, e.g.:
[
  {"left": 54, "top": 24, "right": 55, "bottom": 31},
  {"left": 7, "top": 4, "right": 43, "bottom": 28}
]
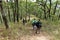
[{"left": 36, "top": 21, "right": 42, "bottom": 28}]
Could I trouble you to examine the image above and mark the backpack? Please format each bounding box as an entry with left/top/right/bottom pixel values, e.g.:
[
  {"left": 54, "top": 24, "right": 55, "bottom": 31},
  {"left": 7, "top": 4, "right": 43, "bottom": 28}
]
[{"left": 32, "top": 20, "right": 37, "bottom": 25}]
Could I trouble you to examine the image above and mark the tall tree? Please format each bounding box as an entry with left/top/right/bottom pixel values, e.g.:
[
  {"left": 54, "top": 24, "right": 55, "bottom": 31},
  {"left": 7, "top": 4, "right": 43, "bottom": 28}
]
[
  {"left": 6, "top": 0, "right": 11, "bottom": 22},
  {"left": 43, "top": 0, "right": 47, "bottom": 19},
  {"left": 0, "top": 15, "right": 2, "bottom": 23},
  {"left": 25, "top": 0, "right": 27, "bottom": 20},
  {"left": 12, "top": 0, "right": 16, "bottom": 22},
  {"left": 14, "top": 0, "right": 19, "bottom": 22},
  {"left": 28, "top": 2, "right": 31, "bottom": 21},
  {"left": 40, "top": 0, "right": 47, "bottom": 19},
  {"left": 53, "top": 1, "right": 58, "bottom": 15},
  {"left": 0, "top": 0, "right": 9, "bottom": 29},
  {"left": 48, "top": 0, "right": 52, "bottom": 18},
  {"left": 20, "top": 0, "right": 23, "bottom": 19},
  {"left": 16, "top": 0, "right": 19, "bottom": 22}
]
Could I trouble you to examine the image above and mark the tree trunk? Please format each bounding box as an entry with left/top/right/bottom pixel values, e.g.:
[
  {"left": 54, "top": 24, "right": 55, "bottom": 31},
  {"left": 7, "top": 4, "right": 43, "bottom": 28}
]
[
  {"left": 0, "top": 15, "right": 3, "bottom": 23},
  {"left": 25, "top": 0, "right": 27, "bottom": 20},
  {"left": 20, "top": 1, "right": 22, "bottom": 19},
  {"left": 0, "top": 0, "right": 9, "bottom": 29},
  {"left": 20, "top": 8, "right": 22, "bottom": 19},
  {"left": 53, "top": 1, "right": 58, "bottom": 15},
  {"left": 14, "top": 0, "right": 19, "bottom": 22},
  {"left": 6, "top": 0, "right": 11, "bottom": 22},
  {"left": 48, "top": 0, "right": 52, "bottom": 18},
  {"left": 8, "top": 7, "right": 11, "bottom": 21},
  {"left": 13, "top": 9, "right": 16, "bottom": 22},
  {"left": 16, "top": 0, "right": 19, "bottom": 22},
  {"left": 43, "top": 0, "right": 47, "bottom": 19},
  {"left": 13, "top": 0, "right": 16, "bottom": 23}
]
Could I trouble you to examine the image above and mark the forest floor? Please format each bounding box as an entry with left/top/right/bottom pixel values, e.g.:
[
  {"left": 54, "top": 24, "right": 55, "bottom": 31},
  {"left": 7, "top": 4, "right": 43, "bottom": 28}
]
[
  {"left": 20, "top": 27, "right": 52, "bottom": 40},
  {"left": 0, "top": 24, "right": 52, "bottom": 40},
  {"left": 20, "top": 32, "right": 51, "bottom": 40},
  {"left": 0, "top": 15, "right": 60, "bottom": 40},
  {"left": 0, "top": 21, "right": 53, "bottom": 40}
]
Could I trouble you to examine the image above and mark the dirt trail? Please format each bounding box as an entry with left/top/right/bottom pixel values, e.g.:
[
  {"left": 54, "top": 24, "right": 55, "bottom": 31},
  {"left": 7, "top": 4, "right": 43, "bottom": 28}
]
[
  {"left": 20, "top": 26, "right": 51, "bottom": 40},
  {"left": 0, "top": 26, "right": 52, "bottom": 40},
  {"left": 20, "top": 23, "right": 52, "bottom": 40},
  {"left": 20, "top": 33, "right": 51, "bottom": 40}
]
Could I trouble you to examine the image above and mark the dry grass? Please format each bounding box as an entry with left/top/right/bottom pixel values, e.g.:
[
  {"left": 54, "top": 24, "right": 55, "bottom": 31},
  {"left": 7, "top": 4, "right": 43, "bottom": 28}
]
[{"left": 0, "top": 20, "right": 60, "bottom": 40}]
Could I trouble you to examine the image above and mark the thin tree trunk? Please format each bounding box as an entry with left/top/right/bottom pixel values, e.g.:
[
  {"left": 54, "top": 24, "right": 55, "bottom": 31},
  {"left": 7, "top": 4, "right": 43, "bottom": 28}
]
[
  {"left": 10, "top": 0, "right": 16, "bottom": 22},
  {"left": 8, "top": 7, "right": 11, "bottom": 21},
  {"left": 43, "top": 0, "right": 47, "bottom": 19},
  {"left": 53, "top": 1, "right": 58, "bottom": 15},
  {"left": 20, "top": 8, "right": 22, "bottom": 19},
  {"left": 14, "top": 0, "right": 19, "bottom": 22},
  {"left": 28, "top": 3, "right": 31, "bottom": 21},
  {"left": 13, "top": 9, "right": 16, "bottom": 22},
  {"left": 25, "top": 0, "right": 27, "bottom": 20},
  {"left": 0, "top": 15, "right": 2, "bottom": 23},
  {"left": 49, "top": 0, "right": 51, "bottom": 17},
  {"left": 20, "top": 1, "right": 22, "bottom": 19},
  {"left": 6, "top": 0, "right": 11, "bottom": 22},
  {"left": 48, "top": 0, "right": 51, "bottom": 18},
  {"left": 28, "top": 13, "right": 30, "bottom": 21},
  {"left": 13, "top": 0, "right": 16, "bottom": 23},
  {"left": 16, "top": 0, "right": 19, "bottom": 22}
]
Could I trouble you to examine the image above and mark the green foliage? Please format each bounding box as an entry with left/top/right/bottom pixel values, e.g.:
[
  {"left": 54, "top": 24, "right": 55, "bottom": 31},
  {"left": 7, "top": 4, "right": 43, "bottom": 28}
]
[{"left": 1, "top": 0, "right": 60, "bottom": 22}]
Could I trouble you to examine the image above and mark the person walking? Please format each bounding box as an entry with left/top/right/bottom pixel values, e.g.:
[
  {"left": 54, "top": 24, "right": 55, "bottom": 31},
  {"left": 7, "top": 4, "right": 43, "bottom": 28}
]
[{"left": 36, "top": 19, "right": 42, "bottom": 34}]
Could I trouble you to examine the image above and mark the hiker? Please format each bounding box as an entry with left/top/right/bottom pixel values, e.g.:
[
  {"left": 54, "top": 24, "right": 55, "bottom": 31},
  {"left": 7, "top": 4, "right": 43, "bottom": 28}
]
[
  {"left": 36, "top": 19, "right": 42, "bottom": 34},
  {"left": 32, "top": 18, "right": 37, "bottom": 29},
  {"left": 32, "top": 18, "right": 42, "bottom": 34},
  {"left": 31, "top": 18, "right": 37, "bottom": 34}
]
